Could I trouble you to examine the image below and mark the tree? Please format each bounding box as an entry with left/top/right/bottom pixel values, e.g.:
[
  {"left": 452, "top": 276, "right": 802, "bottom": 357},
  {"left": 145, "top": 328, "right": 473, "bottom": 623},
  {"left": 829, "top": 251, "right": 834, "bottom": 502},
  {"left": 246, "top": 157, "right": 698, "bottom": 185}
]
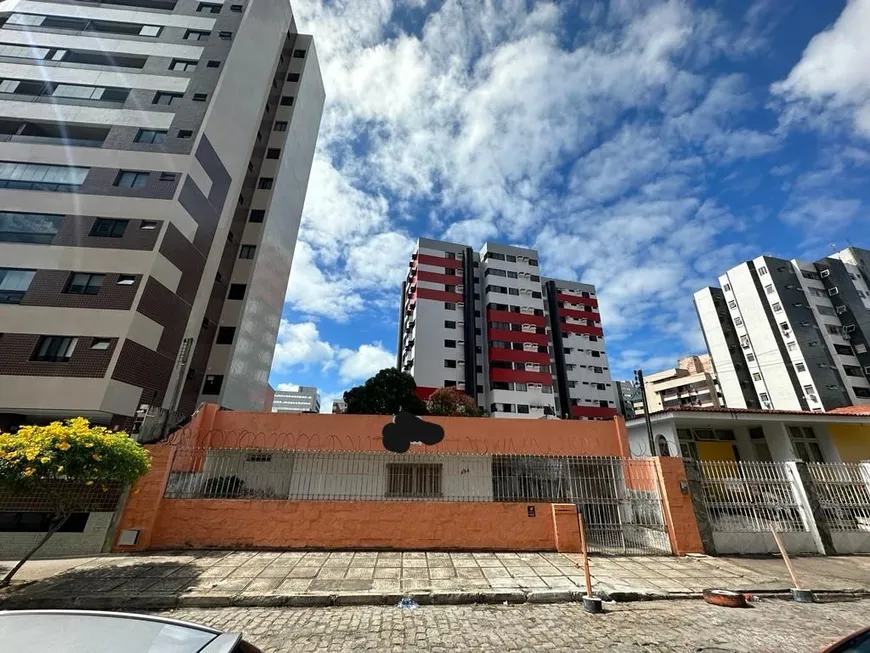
[
  {"left": 343, "top": 368, "right": 427, "bottom": 415},
  {"left": 0, "top": 418, "right": 151, "bottom": 587},
  {"left": 426, "top": 387, "right": 486, "bottom": 417}
]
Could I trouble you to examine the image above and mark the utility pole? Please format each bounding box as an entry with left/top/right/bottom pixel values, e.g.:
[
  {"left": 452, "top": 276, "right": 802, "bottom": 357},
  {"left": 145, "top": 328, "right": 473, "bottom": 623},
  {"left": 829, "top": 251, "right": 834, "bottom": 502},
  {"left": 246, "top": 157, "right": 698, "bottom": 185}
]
[{"left": 634, "top": 369, "right": 656, "bottom": 456}]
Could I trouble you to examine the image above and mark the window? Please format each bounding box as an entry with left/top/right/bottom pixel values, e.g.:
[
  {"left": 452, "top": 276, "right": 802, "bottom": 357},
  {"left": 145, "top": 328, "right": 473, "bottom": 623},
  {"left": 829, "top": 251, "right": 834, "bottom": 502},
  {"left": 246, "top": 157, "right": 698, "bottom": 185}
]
[
  {"left": 825, "top": 324, "right": 842, "bottom": 336},
  {"left": 287, "top": 72, "right": 300, "bottom": 82},
  {"left": 293, "top": 49, "right": 306, "bottom": 58},
  {"left": 239, "top": 245, "right": 256, "bottom": 259},
  {"left": 723, "top": 283, "right": 731, "bottom": 292},
  {"left": 197, "top": 2, "right": 221, "bottom": 12},
  {"left": 834, "top": 344, "right": 854, "bottom": 356},
  {"left": 247, "top": 210, "right": 265, "bottom": 224},
  {"left": 202, "top": 374, "right": 223, "bottom": 395},
  {"left": 780, "top": 322, "right": 790, "bottom": 333},
  {"left": 444, "top": 359, "right": 457, "bottom": 368},
  {"left": 170, "top": 59, "right": 196, "bottom": 71},
  {"left": 185, "top": 30, "right": 210, "bottom": 41},
  {"left": 230, "top": 4, "right": 243, "bottom": 12},
  {"left": 140, "top": 25, "right": 162, "bottom": 36},
  {"left": 90, "top": 218, "right": 127, "bottom": 238},
  {"left": 795, "top": 362, "right": 806, "bottom": 372},
  {"left": 0, "top": 268, "right": 35, "bottom": 304},
  {"left": 444, "top": 320, "right": 456, "bottom": 328},
  {"left": 159, "top": 172, "right": 177, "bottom": 182},
  {"left": 734, "top": 317, "right": 743, "bottom": 326},
  {"left": 32, "top": 336, "right": 77, "bottom": 362},
  {"left": 207, "top": 60, "right": 221, "bottom": 68},
  {"left": 90, "top": 338, "right": 111, "bottom": 350},
  {"left": 752, "top": 373, "right": 762, "bottom": 381},
  {"left": 816, "top": 305, "right": 837, "bottom": 316},
  {"left": 258, "top": 177, "right": 273, "bottom": 190},
  {"left": 153, "top": 92, "right": 182, "bottom": 105},
  {"left": 192, "top": 93, "right": 208, "bottom": 102},
  {"left": 280, "top": 96, "right": 294, "bottom": 106},
  {"left": 759, "top": 392, "right": 769, "bottom": 402},
  {"left": 66, "top": 272, "right": 104, "bottom": 295},
  {"left": 135, "top": 129, "right": 166, "bottom": 144},
  {"left": 140, "top": 220, "right": 158, "bottom": 230},
  {"left": 765, "top": 284, "right": 774, "bottom": 294},
  {"left": 758, "top": 266, "right": 768, "bottom": 276},
  {"left": 728, "top": 300, "right": 737, "bottom": 309},
  {"left": 746, "top": 353, "right": 755, "bottom": 361},
  {"left": 116, "top": 275, "right": 136, "bottom": 286},
  {"left": 444, "top": 339, "right": 456, "bottom": 348},
  {"left": 772, "top": 302, "right": 782, "bottom": 312},
  {"left": 0, "top": 162, "right": 88, "bottom": 191},
  {"left": 274, "top": 121, "right": 288, "bottom": 132},
  {"left": 386, "top": 463, "right": 441, "bottom": 498},
  {"left": 517, "top": 405, "right": 530, "bottom": 414},
  {"left": 444, "top": 302, "right": 456, "bottom": 310},
  {"left": 216, "top": 327, "right": 236, "bottom": 345},
  {"left": 227, "top": 283, "right": 246, "bottom": 300},
  {"left": 219, "top": 31, "right": 233, "bottom": 40},
  {"left": 115, "top": 171, "right": 149, "bottom": 188},
  {"left": 177, "top": 129, "right": 193, "bottom": 139},
  {"left": 266, "top": 148, "right": 281, "bottom": 159},
  {"left": 0, "top": 211, "right": 63, "bottom": 244}
]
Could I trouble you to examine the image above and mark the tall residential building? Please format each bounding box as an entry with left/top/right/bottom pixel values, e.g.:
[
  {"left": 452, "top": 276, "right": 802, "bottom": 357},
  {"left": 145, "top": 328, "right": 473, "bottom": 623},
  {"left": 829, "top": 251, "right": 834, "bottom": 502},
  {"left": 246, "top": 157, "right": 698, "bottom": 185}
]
[
  {"left": 0, "top": 0, "right": 324, "bottom": 431},
  {"left": 694, "top": 247, "right": 870, "bottom": 412},
  {"left": 615, "top": 380, "right": 638, "bottom": 419},
  {"left": 272, "top": 385, "right": 319, "bottom": 413},
  {"left": 397, "top": 238, "right": 617, "bottom": 420},
  {"left": 631, "top": 354, "right": 723, "bottom": 415}
]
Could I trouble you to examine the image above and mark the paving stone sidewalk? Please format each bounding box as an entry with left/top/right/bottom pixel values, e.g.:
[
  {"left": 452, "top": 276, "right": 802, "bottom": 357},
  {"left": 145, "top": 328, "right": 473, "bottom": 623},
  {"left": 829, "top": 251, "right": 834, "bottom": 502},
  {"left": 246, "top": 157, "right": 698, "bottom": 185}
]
[{"left": 3, "top": 551, "right": 870, "bottom": 610}]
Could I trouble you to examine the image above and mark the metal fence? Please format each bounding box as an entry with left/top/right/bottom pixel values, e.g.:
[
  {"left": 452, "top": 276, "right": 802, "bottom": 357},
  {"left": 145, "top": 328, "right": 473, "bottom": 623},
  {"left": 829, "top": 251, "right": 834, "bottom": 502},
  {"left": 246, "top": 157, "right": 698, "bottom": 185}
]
[
  {"left": 807, "top": 462, "right": 870, "bottom": 533},
  {"left": 0, "top": 480, "right": 124, "bottom": 512},
  {"left": 164, "top": 448, "right": 672, "bottom": 555},
  {"left": 697, "top": 461, "right": 807, "bottom": 533}
]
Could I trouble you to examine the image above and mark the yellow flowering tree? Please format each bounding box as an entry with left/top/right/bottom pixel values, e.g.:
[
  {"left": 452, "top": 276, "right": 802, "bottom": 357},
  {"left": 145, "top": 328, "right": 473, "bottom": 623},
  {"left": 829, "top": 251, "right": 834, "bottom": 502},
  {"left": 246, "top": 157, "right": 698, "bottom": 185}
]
[{"left": 0, "top": 418, "right": 151, "bottom": 587}]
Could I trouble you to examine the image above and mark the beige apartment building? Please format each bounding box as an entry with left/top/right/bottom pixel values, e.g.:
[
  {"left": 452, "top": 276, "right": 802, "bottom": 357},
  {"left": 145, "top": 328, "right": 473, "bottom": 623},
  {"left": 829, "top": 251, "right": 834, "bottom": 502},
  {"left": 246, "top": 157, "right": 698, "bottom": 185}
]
[
  {"left": 633, "top": 355, "right": 723, "bottom": 415},
  {"left": 0, "top": 0, "right": 323, "bottom": 431}
]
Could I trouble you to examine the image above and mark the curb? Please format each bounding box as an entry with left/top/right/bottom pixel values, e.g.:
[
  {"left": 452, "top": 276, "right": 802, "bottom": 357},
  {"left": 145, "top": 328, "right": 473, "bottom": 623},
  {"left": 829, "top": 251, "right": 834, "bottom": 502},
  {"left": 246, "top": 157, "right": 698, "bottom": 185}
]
[{"left": 3, "top": 588, "right": 870, "bottom": 611}]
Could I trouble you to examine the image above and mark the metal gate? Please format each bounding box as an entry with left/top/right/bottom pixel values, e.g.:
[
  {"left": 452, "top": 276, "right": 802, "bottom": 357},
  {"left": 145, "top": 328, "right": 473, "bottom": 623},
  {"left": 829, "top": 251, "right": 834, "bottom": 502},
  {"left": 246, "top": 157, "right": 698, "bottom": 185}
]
[{"left": 492, "top": 456, "right": 672, "bottom": 555}]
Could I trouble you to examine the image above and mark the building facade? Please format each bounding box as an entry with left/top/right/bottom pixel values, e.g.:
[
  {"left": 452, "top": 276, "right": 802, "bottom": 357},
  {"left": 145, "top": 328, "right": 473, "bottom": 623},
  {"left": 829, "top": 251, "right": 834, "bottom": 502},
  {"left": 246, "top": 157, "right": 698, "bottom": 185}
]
[
  {"left": 398, "top": 238, "right": 617, "bottom": 419},
  {"left": 0, "top": 0, "right": 324, "bottom": 430},
  {"left": 694, "top": 247, "right": 870, "bottom": 412},
  {"left": 272, "top": 385, "right": 320, "bottom": 413},
  {"left": 632, "top": 354, "right": 723, "bottom": 415}
]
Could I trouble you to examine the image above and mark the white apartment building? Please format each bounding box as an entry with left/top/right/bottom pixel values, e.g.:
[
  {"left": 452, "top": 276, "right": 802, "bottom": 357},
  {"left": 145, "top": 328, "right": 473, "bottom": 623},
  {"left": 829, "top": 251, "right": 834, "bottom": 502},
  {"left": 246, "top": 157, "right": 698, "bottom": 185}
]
[
  {"left": 632, "top": 355, "right": 723, "bottom": 415},
  {"left": 272, "top": 385, "right": 319, "bottom": 413},
  {"left": 694, "top": 246, "right": 870, "bottom": 412},
  {"left": 397, "top": 238, "right": 617, "bottom": 420}
]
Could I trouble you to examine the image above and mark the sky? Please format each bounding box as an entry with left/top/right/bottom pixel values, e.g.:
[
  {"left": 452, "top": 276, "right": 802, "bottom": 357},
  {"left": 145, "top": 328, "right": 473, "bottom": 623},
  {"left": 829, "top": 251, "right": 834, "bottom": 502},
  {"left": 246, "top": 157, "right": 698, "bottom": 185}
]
[{"left": 268, "top": 0, "right": 870, "bottom": 412}]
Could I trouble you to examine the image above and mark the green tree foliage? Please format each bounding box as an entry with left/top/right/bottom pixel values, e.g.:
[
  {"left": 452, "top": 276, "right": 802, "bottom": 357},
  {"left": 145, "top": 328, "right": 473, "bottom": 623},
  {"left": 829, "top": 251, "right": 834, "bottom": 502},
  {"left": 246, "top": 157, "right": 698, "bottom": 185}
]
[
  {"left": 426, "top": 387, "right": 486, "bottom": 416},
  {"left": 343, "top": 368, "right": 427, "bottom": 415},
  {"left": 0, "top": 418, "right": 151, "bottom": 587}
]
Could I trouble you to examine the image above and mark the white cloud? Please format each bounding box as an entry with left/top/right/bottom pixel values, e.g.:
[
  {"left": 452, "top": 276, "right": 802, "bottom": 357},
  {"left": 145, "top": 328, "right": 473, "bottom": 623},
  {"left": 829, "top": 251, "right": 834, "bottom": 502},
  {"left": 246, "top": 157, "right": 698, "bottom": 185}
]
[
  {"left": 271, "top": 320, "right": 335, "bottom": 372},
  {"left": 772, "top": 0, "right": 870, "bottom": 138},
  {"left": 275, "top": 383, "right": 301, "bottom": 392},
  {"left": 345, "top": 231, "right": 416, "bottom": 288},
  {"left": 336, "top": 343, "right": 395, "bottom": 382},
  {"left": 285, "top": 241, "right": 365, "bottom": 322}
]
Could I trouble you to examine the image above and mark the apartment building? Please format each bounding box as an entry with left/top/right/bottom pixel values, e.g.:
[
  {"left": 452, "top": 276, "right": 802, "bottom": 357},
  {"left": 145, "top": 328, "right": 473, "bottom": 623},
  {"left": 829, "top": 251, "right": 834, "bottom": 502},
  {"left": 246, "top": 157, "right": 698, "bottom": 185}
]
[
  {"left": 0, "top": 0, "right": 324, "bottom": 430},
  {"left": 397, "top": 238, "right": 617, "bottom": 420},
  {"left": 694, "top": 246, "right": 870, "bottom": 412},
  {"left": 631, "top": 354, "right": 723, "bottom": 415},
  {"left": 272, "top": 385, "right": 319, "bottom": 413}
]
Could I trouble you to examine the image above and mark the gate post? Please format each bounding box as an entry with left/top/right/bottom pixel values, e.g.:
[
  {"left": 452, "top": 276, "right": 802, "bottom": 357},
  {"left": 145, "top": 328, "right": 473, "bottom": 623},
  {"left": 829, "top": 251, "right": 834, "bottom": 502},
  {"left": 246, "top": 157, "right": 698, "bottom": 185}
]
[
  {"left": 786, "top": 461, "right": 835, "bottom": 555},
  {"left": 683, "top": 459, "right": 717, "bottom": 556},
  {"left": 654, "top": 457, "right": 705, "bottom": 556},
  {"left": 112, "top": 445, "right": 176, "bottom": 552}
]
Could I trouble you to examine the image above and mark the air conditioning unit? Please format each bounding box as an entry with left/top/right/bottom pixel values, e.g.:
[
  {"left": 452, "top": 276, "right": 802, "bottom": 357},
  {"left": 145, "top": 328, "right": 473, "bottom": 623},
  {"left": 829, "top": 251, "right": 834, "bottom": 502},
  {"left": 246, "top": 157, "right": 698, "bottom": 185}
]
[
  {"left": 457, "top": 285, "right": 464, "bottom": 292},
  {"left": 845, "top": 325, "right": 857, "bottom": 333},
  {"left": 820, "top": 269, "right": 831, "bottom": 278},
  {"left": 837, "top": 305, "right": 848, "bottom": 314},
  {"left": 864, "top": 366, "right": 870, "bottom": 375},
  {"left": 828, "top": 287, "right": 839, "bottom": 296},
  {"left": 842, "top": 334, "right": 852, "bottom": 341}
]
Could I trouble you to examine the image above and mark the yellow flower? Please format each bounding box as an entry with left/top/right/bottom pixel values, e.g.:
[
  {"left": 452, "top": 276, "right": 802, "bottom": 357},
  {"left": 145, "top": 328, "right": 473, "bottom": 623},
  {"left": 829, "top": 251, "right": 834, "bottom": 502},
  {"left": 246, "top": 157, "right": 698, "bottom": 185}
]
[
  {"left": 85, "top": 480, "right": 94, "bottom": 486},
  {"left": 40, "top": 456, "right": 50, "bottom": 464},
  {"left": 92, "top": 453, "right": 102, "bottom": 461},
  {"left": 56, "top": 441, "right": 71, "bottom": 451},
  {"left": 56, "top": 465, "right": 64, "bottom": 473},
  {"left": 84, "top": 442, "right": 94, "bottom": 448},
  {"left": 23, "top": 468, "right": 34, "bottom": 477}
]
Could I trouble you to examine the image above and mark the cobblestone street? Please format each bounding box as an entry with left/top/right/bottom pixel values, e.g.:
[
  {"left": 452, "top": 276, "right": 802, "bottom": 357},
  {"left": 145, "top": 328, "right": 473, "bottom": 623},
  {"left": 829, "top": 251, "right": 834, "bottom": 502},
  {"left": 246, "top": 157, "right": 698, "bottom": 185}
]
[{"left": 156, "top": 598, "right": 870, "bottom": 652}]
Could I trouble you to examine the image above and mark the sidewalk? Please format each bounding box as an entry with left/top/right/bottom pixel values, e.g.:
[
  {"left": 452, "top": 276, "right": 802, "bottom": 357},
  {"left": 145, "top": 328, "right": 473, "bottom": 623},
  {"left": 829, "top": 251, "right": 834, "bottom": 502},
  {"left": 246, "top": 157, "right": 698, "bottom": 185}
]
[{"left": 3, "top": 551, "right": 870, "bottom": 610}]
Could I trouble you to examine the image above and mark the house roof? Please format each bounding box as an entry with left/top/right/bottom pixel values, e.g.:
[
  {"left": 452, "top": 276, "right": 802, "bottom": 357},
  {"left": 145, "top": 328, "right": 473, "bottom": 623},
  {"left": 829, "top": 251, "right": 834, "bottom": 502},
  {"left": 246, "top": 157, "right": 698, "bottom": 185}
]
[{"left": 626, "top": 405, "right": 870, "bottom": 426}]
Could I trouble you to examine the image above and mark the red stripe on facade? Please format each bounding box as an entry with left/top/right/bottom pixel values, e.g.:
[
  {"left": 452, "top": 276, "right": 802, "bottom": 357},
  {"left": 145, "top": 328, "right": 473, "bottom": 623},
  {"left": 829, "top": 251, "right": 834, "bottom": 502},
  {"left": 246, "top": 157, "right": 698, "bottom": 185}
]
[
  {"left": 490, "top": 368, "right": 554, "bottom": 385},
  {"left": 417, "top": 269, "right": 462, "bottom": 285},
  {"left": 561, "top": 323, "right": 604, "bottom": 337},
  {"left": 487, "top": 329, "right": 549, "bottom": 345},
  {"left": 486, "top": 309, "right": 547, "bottom": 327},
  {"left": 416, "top": 287, "right": 463, "bottom": 302},
  {"left": 488, "top": 348, "right": 551, "bottom": 364},
  {"left": 417, "top": 253, "right": 463, "bottom": 269},
  {"left": 558, "top": 307, "right": 600, "bottom": 321},
  {"left": 415, "top": 386, "right": 437, "bottom": 400},
  {"left": 570, "top": 405, "right": 617, "bottom": 419},
  {"left": 557, "top": 293, "right": 598, "bottom": 308}
]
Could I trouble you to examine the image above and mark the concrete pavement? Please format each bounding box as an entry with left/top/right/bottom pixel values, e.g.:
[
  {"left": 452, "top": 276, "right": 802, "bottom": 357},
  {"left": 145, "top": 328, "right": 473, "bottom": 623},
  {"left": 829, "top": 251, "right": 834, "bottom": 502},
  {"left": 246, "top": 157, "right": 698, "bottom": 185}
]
[{"left": 3, "top": 551, "right": 870, "bottom": 609}]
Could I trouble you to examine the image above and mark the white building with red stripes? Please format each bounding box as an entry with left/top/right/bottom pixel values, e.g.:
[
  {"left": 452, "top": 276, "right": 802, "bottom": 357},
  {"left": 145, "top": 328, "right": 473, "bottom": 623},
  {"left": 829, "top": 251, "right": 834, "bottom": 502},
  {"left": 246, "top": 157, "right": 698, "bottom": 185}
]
[{"left": 397, "top": 239, "right": 618, "bottom": 420}]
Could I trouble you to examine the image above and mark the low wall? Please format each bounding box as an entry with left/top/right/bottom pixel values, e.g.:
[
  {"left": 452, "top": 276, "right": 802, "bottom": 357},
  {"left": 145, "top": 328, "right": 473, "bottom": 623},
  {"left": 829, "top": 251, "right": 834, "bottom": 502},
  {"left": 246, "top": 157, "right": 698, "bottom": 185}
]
[
  {"left": 0, "top": 512, "right": 113, "bottom": 559},
  {"left": 147, "top": 500, "right": 564, "bottom": 551}
]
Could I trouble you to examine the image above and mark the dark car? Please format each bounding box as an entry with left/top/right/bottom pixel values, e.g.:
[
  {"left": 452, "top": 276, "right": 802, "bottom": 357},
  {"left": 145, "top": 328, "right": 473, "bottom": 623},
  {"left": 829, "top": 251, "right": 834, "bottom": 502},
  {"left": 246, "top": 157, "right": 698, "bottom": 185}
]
[{"left": 0, "top": 610, "right": 262, "bottom": 653}]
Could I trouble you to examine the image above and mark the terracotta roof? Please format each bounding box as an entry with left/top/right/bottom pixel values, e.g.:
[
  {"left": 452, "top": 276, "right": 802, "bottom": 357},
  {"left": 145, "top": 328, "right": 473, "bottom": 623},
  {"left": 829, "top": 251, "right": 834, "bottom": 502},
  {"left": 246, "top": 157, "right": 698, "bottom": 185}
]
[
  {"left": 629, "top": 405, "right": 870, "bottom": 421},
  {"left": 828, "top": 405, "right": 870, "bottom": 415}
]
